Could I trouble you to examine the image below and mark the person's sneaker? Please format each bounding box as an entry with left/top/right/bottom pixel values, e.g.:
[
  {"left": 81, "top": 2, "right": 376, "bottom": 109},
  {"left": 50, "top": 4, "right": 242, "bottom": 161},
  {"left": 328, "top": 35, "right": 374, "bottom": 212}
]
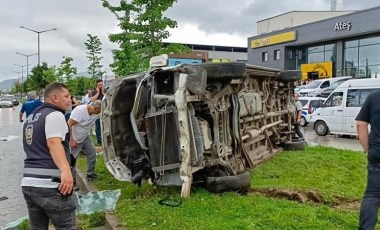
[{"left": 87, "top": 174, "right": 98, "bottom": 181}]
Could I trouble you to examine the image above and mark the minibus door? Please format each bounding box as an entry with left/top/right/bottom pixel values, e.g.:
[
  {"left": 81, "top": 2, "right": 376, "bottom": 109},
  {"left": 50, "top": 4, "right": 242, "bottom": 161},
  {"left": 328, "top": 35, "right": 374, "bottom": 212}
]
[{"left": 322, "top": 91, "right": 344, "bottom": 133}]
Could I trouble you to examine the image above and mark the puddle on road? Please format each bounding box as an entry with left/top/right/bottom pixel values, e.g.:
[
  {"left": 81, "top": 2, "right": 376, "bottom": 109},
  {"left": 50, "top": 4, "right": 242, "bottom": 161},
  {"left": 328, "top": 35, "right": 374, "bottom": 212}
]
[
  {"left": 303, "top": 127, "right": 362, "bottom": 151},
  {"left": 0, "top": 136, "right": 20, "bottom": 142}
]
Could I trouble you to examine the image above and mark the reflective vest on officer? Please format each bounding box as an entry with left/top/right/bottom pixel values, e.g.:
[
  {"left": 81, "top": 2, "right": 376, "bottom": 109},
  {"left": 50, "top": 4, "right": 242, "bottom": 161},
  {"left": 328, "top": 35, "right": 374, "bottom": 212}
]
[{"left": 22, "top": 102, "right": 74, "bottom": 179}]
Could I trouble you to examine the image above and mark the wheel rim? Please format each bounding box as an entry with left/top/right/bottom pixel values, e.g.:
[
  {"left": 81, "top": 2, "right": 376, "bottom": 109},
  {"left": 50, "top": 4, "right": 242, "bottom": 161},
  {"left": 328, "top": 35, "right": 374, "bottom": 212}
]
[
  {"left": 300, "top": 118, "right": 306, "bottom": 126},
  {"left": 317, "top": 123, "right": 325, "bottom": 133}
]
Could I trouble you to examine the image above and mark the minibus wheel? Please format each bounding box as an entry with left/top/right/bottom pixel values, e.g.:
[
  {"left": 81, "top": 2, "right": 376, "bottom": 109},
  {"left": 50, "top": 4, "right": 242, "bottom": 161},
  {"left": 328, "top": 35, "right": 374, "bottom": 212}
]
[{"left": 315, "top": 121, "right": 328, "bottom": 136}]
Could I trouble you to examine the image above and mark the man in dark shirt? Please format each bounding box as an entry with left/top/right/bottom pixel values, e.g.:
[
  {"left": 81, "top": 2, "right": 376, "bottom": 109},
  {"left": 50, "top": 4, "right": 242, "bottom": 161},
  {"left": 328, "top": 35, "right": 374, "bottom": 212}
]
[
  {"left": 356, "top": 90, "right": 380, "bottom": 230},
  {"left": 19, "top": 93, "right": 43, "bottom": 122},
  {"left": 90, "top": 79, "right": 105, "bottom": 145}
]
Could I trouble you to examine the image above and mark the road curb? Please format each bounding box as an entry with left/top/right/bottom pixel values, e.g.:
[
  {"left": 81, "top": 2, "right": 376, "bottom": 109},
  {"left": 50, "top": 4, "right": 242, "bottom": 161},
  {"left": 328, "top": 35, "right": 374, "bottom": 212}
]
[{"left": 76, "top": 169, "right": 123, "bottom": 230}]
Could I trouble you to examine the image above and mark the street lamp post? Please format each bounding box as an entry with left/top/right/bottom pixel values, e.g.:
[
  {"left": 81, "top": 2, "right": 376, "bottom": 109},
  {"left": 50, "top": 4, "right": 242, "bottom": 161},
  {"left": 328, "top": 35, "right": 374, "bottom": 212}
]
[
  {"left": 14, "top": 64, "right": 29, "bottom": 98},
  {"left": 19, "top": 26, "right": 57, "bottom": 66},
  {"left": 16, "top": 52, "right": 38, "bottom": 80}
]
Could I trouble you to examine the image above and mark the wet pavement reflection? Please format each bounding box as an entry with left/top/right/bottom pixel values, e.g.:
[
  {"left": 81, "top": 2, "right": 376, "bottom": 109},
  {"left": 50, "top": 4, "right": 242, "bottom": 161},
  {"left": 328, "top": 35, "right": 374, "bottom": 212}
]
[
  {"left": 302, "top": 126, "right": 362, "bottom": 151},
  {"left": 0, "top": 106, "right": 27, "bottom": 227}
]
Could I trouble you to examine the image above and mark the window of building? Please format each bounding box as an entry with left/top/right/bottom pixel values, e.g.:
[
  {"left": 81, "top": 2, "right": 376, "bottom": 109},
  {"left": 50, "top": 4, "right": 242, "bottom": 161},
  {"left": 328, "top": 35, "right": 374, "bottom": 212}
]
[
  {"left": 262, "top": 52, "right": 268, "bottom": 62},
  {"left": 360, "top": 37, "right": 380, "bottom": 46},
  {"left": 344, "top": 36, "right": 380, "bottom": 78},
  {"left": 308, "top": 46, "right": 324, "bottom": 53},
  {"left": 296, "top": 44, "right": 336, "bottom": 70},
  {"left": 274, "top": 50, "right": 280, "bottom": 60},
  {"left": 287, "top": 50, "right": 293, "bottom": 60},
  {"left": 345, "top": 40, "right": 359, "bottom": 48}
]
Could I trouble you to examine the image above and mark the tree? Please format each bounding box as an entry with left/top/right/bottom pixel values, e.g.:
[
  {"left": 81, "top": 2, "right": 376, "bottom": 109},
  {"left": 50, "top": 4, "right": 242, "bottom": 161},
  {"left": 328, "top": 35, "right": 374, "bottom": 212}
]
[
  {"left": 102, "top": 0, "right": 190, "bottom": 76},
  {"left": 85, "top": 34, "right": 105, "bottom": 78},
  {"left": 57, "top": 56, "right": 77, "bottom": 82},
  {"left": 11, "top": 81, "right": 22, "bottom": 95},
  {"left": 66, "top": 76, "right": 96, "bottom": 97},
  {"left": 27, "top": 62, "right": 59, "bottom": 97}
]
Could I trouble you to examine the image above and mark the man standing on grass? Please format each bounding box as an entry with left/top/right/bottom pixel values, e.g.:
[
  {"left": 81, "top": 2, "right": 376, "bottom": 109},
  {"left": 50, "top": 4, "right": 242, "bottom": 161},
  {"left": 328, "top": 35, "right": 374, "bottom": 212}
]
[
  {"left": 293, "top": 93, "right": 304, "bottom": 141},
  {"left": 356, "top": 90, "right": 380, "bottom": 230},
  {"left": 67, "top": 100, "right": 102, "bottom": 181},
  {"left": 90, "top": 79, "right": 105, "bottom": 145}
]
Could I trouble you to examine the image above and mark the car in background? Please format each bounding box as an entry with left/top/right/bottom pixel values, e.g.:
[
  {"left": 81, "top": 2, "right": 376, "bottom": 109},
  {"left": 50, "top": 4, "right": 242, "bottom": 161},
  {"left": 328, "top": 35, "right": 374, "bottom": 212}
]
[
  {"left": 0, "top": 96, "right": 14, "bottom": 108},
  {"left": 294, "top": 85, "right": 306, "bottom": 93},
  {"left": 299, "top": 76, "right": 352, "bottom": 97},
  {"left": 320, "top": 77, "right": 352, "bottom": 98},
  {"left": 10, "top": 95, "right": 19, "bottom": 106},
  {"left": 298, "top": 97, "right": 326, "bottom": 127}
]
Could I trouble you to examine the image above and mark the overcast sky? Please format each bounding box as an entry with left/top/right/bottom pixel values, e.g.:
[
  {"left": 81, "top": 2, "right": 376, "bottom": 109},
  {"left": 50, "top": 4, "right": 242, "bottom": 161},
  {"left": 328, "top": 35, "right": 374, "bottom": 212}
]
[{"left": 0, "top": 0, "right": 378, "bottom": 82}]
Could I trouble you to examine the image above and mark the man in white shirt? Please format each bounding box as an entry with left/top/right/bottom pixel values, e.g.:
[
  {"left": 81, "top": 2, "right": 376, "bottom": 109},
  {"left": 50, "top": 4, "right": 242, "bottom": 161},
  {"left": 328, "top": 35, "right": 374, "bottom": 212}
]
[
  {"left": 21, "top": 82, "right": 75, "bottom": 229},
  {"left": 67, "top": 100, "right": 102, "bottom": 180},
  {"left": 294, "top": 93, "right": 304, "bottom": 140}
]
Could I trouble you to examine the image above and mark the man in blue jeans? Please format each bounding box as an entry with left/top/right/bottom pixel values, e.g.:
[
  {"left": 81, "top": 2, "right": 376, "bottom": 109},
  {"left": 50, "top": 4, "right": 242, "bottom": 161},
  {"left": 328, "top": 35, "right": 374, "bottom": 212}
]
[
  {"left": 67, "top": 100, "right": 102, "bottom": 181},
  {"left": 356, "top": 90, "right": 380, "bottom": 230},
  {"left": 90, "top": 79, "right": 105, "bottom": 145},
  {"left": 21, "top": 83, "right": 75, "bottom": 229}
]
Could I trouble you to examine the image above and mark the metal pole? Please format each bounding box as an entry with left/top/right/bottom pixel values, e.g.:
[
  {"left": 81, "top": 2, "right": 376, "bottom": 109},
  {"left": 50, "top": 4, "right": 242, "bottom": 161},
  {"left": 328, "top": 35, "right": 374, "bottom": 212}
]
[
  {"left": 16, "top": 52, "right": 37, "bottom": 80},
  {"left": 38, "top": 33, "right": 40, "bottom": 66},
  {"left": 26, "top": 57, "right": 29, "bottom": 80},
  {"left": 19, "top": 26, "right": 57, "bottom": 66},
  {"left": 14, "top": 64, "right": 28, "bottom": 98}
]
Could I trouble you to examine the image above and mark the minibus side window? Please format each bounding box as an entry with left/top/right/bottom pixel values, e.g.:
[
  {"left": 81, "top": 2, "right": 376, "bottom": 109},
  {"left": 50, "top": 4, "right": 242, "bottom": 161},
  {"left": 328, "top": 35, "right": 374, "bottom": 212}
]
[
  {"left": 359, "top": 89, "right": 377, "bottom": 105},
  {"left": 347, "top": 89, "right": 378, "bottom": 107},
  {"left": 325, "top": 92, "right": 343, "bottom": 107},
  {"left": 347, "top": 89, "right": 359, "bottom": 107}
]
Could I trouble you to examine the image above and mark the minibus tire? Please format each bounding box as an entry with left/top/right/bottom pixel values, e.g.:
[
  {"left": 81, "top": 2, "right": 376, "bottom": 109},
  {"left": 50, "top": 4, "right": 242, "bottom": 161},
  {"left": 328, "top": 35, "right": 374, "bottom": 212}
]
[
  {"left": 281, "top": 140, "right": 305, "bottom": 151},
  {"left": 202, "top": 62, "right": 246, "bottom": 79},
  {"left": 206, "top": 171, "right": 251, "bottom": 193},
  {"left": 315, "top": 121, "right": 328, "bottom": 136}
]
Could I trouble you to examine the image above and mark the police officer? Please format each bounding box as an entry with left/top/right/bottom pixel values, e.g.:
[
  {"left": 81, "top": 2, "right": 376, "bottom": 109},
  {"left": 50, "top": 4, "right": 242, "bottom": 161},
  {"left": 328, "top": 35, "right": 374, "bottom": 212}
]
[{"left": 21, "top": 82, "right": 76, "bottom": 229}]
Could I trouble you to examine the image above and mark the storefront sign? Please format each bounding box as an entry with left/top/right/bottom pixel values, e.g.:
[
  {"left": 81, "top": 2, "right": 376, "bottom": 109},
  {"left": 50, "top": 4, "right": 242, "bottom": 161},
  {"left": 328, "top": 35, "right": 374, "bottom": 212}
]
[
  {"left": 301, "top": 62, "right": 333, "bottom": 80},
  {"left": 251, "top": 31, "right": 296, "bottom": 49},
  {"left": 334, "top": 22, "right": 351, "bottom": 31}
]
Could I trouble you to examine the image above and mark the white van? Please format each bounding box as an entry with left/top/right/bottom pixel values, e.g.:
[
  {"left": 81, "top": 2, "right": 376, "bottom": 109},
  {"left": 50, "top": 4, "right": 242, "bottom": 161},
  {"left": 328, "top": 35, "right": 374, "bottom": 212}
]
[
  {"left": 299, "top": 76, "right": 352, "bottom": 97},
  {"left": 309, "top": 78, "right": 380, "bottom": 136}
]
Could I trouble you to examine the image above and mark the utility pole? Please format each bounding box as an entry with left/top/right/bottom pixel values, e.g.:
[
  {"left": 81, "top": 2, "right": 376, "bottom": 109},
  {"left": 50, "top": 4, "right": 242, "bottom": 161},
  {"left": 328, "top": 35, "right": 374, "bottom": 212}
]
[
  {"left": 16, "top": 52, "right": 38, "bottom": 80},
  {"left": 19, "top": 26, "right": 57, "bottom": 66},
  {"left": 14, "top": 64, "right": 29, "bottom": 99},
  {"left": 13, "top": 71, "right": 23, "bottom": 98}
]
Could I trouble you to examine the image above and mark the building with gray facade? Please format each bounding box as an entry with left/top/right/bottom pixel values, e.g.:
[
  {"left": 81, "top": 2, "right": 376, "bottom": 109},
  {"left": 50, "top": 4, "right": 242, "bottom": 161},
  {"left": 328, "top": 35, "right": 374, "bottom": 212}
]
[{"left": 248, "top": 6, "right": 380, "bottom": 79}]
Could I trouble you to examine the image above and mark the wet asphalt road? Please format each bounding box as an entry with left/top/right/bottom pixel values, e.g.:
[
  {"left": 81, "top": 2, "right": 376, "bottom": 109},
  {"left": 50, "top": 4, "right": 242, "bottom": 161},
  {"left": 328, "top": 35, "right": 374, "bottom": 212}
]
[
  {"left": 0, "top": 105, "right": 27, "bottom": 227},
  {"left": 302, "top": 126, "right": 363, "bottom": 151},
  {"left": 0, "top": 105, "right": 363, "bottom": 227}
]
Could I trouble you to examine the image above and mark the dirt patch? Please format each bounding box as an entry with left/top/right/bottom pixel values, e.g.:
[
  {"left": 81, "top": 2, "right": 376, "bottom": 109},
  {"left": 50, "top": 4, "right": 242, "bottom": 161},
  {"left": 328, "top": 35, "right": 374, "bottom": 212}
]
[
  {"left": 249, "top": 188, "right": 323, "bottom": 203},
  {"left": 330, "top": 196, "right": 361, "bottom": 210},
  {"left": 249, "top": 188, "right": 360, "bottom": 210}
]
